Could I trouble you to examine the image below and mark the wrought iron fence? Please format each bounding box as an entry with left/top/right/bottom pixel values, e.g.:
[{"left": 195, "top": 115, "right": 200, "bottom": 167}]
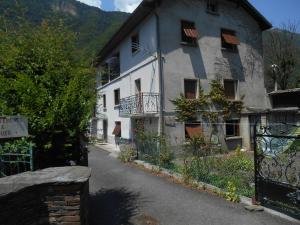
[
  {"left": 0, "top": 146, "right": 33, "bottom": 177},
  {"left": 254, "top": 123, "right": 300, "bottom": 219},
  {"left": 119, "top": 93, "right": 159, "bottom": 117}
]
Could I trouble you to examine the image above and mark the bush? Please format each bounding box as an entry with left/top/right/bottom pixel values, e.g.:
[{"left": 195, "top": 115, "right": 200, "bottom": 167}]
[{"left": 119, "top": 145, "right": 136, "bottom": 163}]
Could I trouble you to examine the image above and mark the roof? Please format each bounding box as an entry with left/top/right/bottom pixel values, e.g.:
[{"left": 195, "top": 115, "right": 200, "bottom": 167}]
[
  {"left": 94, "top": 0, "right": 272, "bottom": 66},
  {"left": 269, "top": 88, "right": 300, "bottom": 96}
]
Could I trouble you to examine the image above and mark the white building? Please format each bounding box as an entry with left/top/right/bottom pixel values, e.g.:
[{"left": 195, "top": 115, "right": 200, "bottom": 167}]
[{"left": 94, "top": 0, "right": 272, "bottom": 151}]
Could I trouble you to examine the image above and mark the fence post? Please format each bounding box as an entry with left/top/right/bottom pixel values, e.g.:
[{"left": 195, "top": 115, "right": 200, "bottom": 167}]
[{"left": 253, "top": 122, "right": 259, "bottom": 203}]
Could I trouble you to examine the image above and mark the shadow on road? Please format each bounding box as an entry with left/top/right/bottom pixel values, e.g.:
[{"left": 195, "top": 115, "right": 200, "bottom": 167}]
[{"left": 89, "top": 188, "right": 140, "bottom": 225}]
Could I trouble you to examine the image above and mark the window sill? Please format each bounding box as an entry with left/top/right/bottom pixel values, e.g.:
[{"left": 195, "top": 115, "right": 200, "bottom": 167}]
[
  {"left": 206, "top": 10, "right": 220, "bottom": 16},
  {"left": 225, "top": 136, "right": 242, "bottom": 141},
  {"left": 181, "top": 42, "right": 198, "bottom": 47},
  {"left": 221, "top": 48, "right": 238, "bottom": 53}
]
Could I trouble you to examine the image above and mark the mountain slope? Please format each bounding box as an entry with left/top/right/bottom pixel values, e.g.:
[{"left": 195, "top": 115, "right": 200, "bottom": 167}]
[{"left": 0, "top": 0, "right": 129, "bottom": 64}]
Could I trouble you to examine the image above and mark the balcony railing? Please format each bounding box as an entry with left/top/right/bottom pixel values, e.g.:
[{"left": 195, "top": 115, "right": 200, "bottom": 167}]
[{"left": 119, "top": 93, "right": 160, "bottom": 117}]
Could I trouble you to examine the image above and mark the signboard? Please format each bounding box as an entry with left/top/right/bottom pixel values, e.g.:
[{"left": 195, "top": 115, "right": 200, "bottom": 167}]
[{"left": 0, "top": 116, "right": 28, "bottom": 139}]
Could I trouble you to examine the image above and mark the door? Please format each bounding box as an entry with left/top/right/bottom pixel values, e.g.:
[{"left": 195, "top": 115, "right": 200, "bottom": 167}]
[{"left": 103, "top": 120, "right": 108, "bottom": 142}]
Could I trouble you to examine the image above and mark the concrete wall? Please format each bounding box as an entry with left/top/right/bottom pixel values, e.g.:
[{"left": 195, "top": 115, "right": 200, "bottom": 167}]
[
  {"left": 158, "top": 0, "right": 268, "bottom": 111},
  {"left": 97, "top": 15, "right": 160, "bottom": 144},
  {"left": 0, "top": 167, "right": 91, "bottom": 225}
]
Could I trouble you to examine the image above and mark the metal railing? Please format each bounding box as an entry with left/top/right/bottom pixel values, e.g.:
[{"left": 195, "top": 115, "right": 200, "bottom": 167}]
[
  {"left": 119, "top": 93, "right": 159, "bottom": 117},
  {"left": 0, "top": 146, "right": 33, "bottom": 177}
]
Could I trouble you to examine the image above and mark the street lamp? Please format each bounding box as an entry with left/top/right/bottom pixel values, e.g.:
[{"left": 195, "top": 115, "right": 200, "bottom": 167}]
[{"left": 271, "top": 64, "right": 279, "bottom": 91}]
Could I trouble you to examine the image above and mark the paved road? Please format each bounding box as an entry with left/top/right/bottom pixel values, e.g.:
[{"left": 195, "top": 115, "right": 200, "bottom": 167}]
[{"left": 88, "top": 145, "right": 298, "bottom": 225}]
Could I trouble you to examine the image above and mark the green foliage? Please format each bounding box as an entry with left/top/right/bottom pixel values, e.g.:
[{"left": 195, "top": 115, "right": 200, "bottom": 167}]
[
  {"left": 0, "top": 138, "right": 34, "bottom": 155},
  {"left": 225, "top": 181, "right": 240, "bottom": 203},
  {"left": 171, "top": 80, "right": 244, "bottom": 123},
  {"left": 177, "top": 151, "right": 254, "bottom": 197},
  {"left": 0, "top": 21, "right": 96, "bottom": 167},
  {"left": 119, "top": 144, "right": 136, "bottom": 163},
  {"left": 0, "top": 0, "right": 129, "bottom": 64},
  {"left": 135, "top": 130, "right": 174, "bottom": 169}
]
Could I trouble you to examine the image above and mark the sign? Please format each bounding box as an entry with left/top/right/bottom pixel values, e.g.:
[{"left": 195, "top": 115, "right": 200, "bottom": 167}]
[{"left": 0, "top": 116, "right": 28, "bottom": 139}]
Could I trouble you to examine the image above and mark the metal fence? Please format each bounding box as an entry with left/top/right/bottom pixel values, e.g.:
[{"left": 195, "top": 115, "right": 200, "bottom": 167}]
[
  {"left": 0, "top": 145, "right": 33, "bottom": 177},
  {"left": 254, "top": 123, "right": 300, "bottom": 219}
]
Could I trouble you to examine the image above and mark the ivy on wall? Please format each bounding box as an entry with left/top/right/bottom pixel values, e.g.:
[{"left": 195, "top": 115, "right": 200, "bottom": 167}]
[{"left": 171, "top": 79, "right": 244, "bottom": 123}]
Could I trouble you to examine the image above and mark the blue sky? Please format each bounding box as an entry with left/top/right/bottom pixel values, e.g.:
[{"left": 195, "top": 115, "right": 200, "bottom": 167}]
[{"left": 77, "top": 0, "right": 300, "bottom": 28}]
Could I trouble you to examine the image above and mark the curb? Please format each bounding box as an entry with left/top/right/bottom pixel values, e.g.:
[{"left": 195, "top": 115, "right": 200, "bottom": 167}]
[{"left": 134, "top": 160, "right": 300, "bottom": 224}]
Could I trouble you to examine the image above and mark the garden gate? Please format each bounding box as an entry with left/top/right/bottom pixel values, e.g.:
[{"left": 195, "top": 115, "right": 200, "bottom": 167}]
[{"left": 254, "top": 123, "right": 300, "bottom": 219}]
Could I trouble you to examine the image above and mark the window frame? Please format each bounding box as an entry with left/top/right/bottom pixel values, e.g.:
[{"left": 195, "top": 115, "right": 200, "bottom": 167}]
[
  {"left": 224, "top": 79, "right": 238, "bottom": 100},
  {"left": 221, "top": 29, "right": 239, "bottom": 52},
  {"left": 103, "top": 94, "right": 107, "bottom": 110},
  {"left": 114, "top": 89, "right": 120, "bottom": 106},
  {"left": 131, "top": 33, "right": 140, "bottom": 55},
  {"left": 225, "top": 119, "right": 240, "bottom": 137},
  {"left": 184, "top": 79, "right": 198, "bottom": 99},
  {"left": 206, "top": 0, "right": 219, "bottom": 15},
  {"left": 181, "top": 20, "right": 198, "bottom": 46}
]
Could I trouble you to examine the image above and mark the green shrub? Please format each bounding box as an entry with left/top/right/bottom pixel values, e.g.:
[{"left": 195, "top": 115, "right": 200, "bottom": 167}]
[
  {"left": 118, "top": 145, "right": 136, "bottom": 163},
  {"left": 225, "top": 181, "right": 240, "bottom": 203}
]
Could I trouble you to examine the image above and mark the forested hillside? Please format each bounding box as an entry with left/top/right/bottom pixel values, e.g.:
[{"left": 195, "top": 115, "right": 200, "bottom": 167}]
[{"left": 0, "top": 0, "right": 129, "bottom": 64}]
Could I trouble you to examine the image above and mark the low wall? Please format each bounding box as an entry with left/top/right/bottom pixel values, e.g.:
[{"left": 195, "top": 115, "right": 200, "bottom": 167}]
[{"left": 0, "top": 166, "right": 91, "bottom": 225}]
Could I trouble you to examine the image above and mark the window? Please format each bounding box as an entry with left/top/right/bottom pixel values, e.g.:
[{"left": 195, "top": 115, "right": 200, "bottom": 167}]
[
  {"left": 224, "top": 79, "right": 237, "bottom": 100},
  {"left": 103, "top": 94, "right": 106, "bottom": 109},
  {"left": 207, "top": 0, "right": 218, "bottom": 14},
  {"left": 185, "top": 123, "right": 203, "bottom": 139},
  {"left": 226, "top": 120, "right": 240, "bottom": 137},
  {"left": 114, "top": 89, "right": 120, "bottom": 106},
  {"left": 181, "top": 20, "right": 199, "bottom": 45},
  {"left": 135, "top": 79, "right": 141, "bottom": 94},
  {"left": 221, "top": 29, "right": 240, "bottom": 51},
  {"left": 131, "top": 33, "right": 140, "bottom": 54},
  {"left": 184, "top": 79, "right": 197, "bottom": 99},
  {"left": 108, "top": 53, "right": 120, "bottom": 81},
  {"left": 101, "top": 64, "right": 109, "bottom": 85},
  {"left": 112, "top": 121, "right": 121, "bottom": 137}
]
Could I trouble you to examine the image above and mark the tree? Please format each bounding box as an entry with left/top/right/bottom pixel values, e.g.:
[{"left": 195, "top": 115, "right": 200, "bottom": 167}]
[
  {"left": 0, "top": 20, "right": 96, "bottom": 168},
  {"left": 264, "top": 22, "right": 300, "bottom": 90}
]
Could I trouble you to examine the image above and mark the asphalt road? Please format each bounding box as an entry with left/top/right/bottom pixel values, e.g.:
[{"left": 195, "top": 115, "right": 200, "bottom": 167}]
[{"left": 88, "top": 145, "right": 298, "bottom": 225}]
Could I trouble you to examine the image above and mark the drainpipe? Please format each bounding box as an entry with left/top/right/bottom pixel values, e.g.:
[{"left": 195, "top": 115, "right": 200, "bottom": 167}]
[{"left": 154, "top": 9, "right": 164, "bottom": 136}]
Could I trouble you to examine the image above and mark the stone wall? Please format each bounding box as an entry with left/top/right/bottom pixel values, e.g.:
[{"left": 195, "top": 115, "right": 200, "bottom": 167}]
[{"left": 0, "top": 166, "right": 91, "bottom": 225}]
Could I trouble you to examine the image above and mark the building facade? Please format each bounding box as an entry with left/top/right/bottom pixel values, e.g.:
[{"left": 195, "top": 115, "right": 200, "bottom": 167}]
[{"left": 94, "top": 0, "right": 272, "bottom": 151}]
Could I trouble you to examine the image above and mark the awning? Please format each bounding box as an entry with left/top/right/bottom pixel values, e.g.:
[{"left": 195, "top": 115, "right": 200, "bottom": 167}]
[
  {"left": 184, "top": 29, "right": 199, "bottom": 38},
  {"left": 112, "top": 123, "right": 121, "bottom": 136},
  {"left": 222, "top": 33, "right": 240, "bottom": 45},
  {"left": 186, "top": 125, "right": 203, "bottom": 138}
]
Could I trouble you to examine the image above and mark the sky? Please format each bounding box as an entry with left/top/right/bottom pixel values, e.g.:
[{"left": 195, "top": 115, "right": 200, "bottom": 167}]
[{"left": 76, "top": 0, "right": 300, "bottom": 28}]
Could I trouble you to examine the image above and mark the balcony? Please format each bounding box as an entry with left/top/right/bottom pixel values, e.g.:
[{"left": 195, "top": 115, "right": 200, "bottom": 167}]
[{"left": 119, "top": 93, "right": 160, "bottom": 117}]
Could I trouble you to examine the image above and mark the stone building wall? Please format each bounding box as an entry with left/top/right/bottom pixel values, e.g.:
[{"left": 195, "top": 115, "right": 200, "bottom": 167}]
[{"left": 0, "top": 166, "right": 91, "bottom": 225}]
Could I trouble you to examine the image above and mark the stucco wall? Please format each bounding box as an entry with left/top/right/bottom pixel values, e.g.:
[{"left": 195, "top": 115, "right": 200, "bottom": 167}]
[
  {"left": 157, "top": 0, "right": 269, "bottom": 111},
  {"left": 97, "top": 15, "right": 160, "bottom": 144}
]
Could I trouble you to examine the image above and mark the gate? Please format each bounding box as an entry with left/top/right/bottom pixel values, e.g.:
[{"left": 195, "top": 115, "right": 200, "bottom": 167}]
[{"left": 254, "top": 123, "right": 300, "bottom": 219}]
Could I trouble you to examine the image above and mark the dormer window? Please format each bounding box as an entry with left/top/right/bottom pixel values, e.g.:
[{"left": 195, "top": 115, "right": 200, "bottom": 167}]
[
  {"left": 207, "top": 0, "right": 219, "bottom": 14},
  {"left": 221, "top": 29, "right": 240, "bottom": 52},
  {"left": 131, "top": 33, "right": 140, "bottom": 54},
  {"left": 181, "top": 20, "right": 199, "bottom": 46}
]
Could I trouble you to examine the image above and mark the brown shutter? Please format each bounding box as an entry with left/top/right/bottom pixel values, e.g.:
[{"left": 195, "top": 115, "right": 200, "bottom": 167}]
[
  {"left": 183, "top": 28, "right": 199, "bottom": 38},
  {"left": 222, "top": 33, "right": 240, "bottom": 45},
  {"left": 185, "top": 124, "right": 203, "bottom": 138}
]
